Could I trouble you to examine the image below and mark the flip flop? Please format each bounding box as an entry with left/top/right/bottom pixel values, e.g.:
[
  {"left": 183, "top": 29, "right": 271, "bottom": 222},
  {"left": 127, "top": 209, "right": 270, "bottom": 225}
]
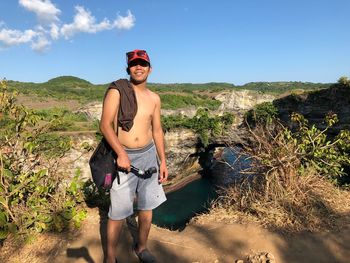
[{"left": 133, "top": 247, "right": 157, "bottom": 263}]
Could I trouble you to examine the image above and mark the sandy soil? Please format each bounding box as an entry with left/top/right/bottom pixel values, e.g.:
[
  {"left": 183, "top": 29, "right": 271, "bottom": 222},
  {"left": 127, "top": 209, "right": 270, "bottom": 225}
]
[
  {"left": 2, "top": 206, "right": 349, "bottom": 263},
  {"left": 15, "top": 94, "right": 82, "bottom": 110}
]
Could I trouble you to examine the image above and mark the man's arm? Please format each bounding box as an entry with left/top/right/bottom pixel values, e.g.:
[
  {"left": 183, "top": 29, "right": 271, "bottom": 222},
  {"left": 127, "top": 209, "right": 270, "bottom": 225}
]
[
  {"left": 99, "top": 89, "right": 131, "bottom": 171},
  {"left": 152, "top": 93, "right": 168, "bottom": 183}
]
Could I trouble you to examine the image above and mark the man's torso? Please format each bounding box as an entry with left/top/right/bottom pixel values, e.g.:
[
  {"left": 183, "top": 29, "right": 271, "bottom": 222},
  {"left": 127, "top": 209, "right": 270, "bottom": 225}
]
[{"left": 116, "top": 88, "right": 156, "bottom": 149}]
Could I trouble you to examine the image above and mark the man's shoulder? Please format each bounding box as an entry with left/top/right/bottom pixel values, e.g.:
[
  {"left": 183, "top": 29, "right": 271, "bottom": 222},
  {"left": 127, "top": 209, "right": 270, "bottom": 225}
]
[
  {"left": 108, "top": 78, "right": 129, "bottom": 90},
  {"left": 147, "top": 89, "right": 160, "bottom": 103}
]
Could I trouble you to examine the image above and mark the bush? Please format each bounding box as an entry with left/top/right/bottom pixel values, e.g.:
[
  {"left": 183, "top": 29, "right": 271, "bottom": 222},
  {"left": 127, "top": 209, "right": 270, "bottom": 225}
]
[
  {"left": 245, "top": 101, "right": 278, "bottom": 125},
  {"left": 338, "top": 76, "right": 350, "bottom": 88},
  {"left": 162, "top": 109, "right": 235, "bottom": 147},
  {"left": 213, "top": 113, "right": 350, "bottom": 231},
  {"left": 290, "top": 112, "right": 350, "bottom": 182},
  {"left": 0, "top": 80, "right": 86, "bottom": 241}
]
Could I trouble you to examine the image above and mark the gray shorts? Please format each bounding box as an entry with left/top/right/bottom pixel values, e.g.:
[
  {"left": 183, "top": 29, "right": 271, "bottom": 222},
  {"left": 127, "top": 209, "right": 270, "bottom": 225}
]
[{"left": 108, "top": 141, "right": 167, "bottom": 220}]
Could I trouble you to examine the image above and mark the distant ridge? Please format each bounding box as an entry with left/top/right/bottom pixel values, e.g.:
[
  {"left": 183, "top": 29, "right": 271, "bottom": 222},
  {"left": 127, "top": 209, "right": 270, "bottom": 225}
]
[
  {"left": 45, "top": 76, "right": 92, "bottom": 87},
  {"left": 6, "top": 75, "right": 334, "bottom": 104}
]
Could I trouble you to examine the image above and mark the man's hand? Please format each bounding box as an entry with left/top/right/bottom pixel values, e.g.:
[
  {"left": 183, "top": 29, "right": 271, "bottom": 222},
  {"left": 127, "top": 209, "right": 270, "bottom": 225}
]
[
  {"left": 158, "top": 162, "right": 168, "bottom": 183},
  {"left": 117, "top": 153, "right": 131, "bottom": 172}
]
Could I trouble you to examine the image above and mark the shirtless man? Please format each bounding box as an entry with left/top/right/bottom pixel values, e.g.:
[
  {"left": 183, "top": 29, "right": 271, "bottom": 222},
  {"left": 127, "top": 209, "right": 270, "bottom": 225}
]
[{"left": 100, "top": 50, "right": 167, "bottom": 263}]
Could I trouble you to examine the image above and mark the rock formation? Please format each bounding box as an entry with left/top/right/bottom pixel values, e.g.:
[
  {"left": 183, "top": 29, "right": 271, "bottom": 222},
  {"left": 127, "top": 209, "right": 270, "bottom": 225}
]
[{"left": 273, "top": 85, "right": 350, "bottom": 134}]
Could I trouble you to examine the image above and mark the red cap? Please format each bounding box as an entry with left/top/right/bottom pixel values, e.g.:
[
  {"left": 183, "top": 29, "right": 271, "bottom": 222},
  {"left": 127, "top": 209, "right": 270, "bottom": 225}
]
[{"left": 126, "top": 49, "right": 150, "bottom": 65}]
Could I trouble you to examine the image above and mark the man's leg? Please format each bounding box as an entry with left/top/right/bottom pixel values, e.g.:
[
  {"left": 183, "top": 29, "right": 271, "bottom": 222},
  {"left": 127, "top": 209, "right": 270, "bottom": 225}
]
[
  {"left": 106, "top": 218, "right": 123, "bottom": 263},
  {"left": 135, "top": 210, "right": 152, "bottom": 252}
]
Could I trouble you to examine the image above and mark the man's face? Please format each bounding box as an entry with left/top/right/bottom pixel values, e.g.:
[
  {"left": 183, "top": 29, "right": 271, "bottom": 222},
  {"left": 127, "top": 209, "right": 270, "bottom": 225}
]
[{"left": 128, "top": 59, "right": 151, "bottom": 84}]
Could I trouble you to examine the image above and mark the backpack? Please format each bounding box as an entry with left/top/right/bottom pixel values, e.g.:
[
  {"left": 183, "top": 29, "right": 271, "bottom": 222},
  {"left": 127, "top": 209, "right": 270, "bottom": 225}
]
[{"left": 89, "top": 137, "right": 118, "bottom": 189}]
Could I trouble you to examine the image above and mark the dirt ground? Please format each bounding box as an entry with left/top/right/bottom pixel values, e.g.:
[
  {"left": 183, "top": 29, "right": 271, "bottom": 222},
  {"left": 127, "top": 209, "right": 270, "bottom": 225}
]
[
  {"left": 15, "top": 94, "right": 82, "bottom": 110},
  {"left": 2, "top": 206, "right": 350, "bottom": 263}
]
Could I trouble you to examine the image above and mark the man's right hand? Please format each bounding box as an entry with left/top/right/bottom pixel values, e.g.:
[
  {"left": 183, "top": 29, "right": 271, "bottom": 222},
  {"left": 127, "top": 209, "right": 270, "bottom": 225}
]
[{"left": 117, "top": 153, "right": 131, "bottom": 172}]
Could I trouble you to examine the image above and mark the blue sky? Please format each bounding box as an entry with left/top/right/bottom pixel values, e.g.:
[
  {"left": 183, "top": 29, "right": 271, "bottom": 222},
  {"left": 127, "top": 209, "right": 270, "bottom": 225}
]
[{"left": 0, "top": 0, "right": 349, "bottom": 85}]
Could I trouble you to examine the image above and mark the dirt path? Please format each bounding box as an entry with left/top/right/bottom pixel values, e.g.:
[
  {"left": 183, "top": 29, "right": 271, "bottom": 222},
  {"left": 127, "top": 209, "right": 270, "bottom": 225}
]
[{"left": 39, "top": 207, "right": 349, "bottom": 263}]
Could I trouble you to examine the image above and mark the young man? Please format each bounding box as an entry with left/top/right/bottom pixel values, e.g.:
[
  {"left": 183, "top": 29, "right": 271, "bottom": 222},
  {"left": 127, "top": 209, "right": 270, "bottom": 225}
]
[{"left": 100, "top": 49, "right": 168, "bottom": 263}]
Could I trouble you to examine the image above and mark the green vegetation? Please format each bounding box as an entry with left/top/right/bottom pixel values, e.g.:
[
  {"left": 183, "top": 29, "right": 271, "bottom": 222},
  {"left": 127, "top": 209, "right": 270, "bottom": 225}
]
[
  {"left": 0, "top": 80, "right": 86, "bottom": 241},
  {"left": 337, "top": 76, "right": 350, "bottom": 88},
  {"left": 162, "top": 108, "right": 235, "bottom": 147},
  {"left": 238, "top": 81, "right": 330, "bottom": 94},
  {"left": 160, "top": 94, "right": 221, "bottom": 110},
  {"left": 214, "top": 112, "right": 350, "bottom": 231},
  {"left": 148, "top": 82, "right": 235, "bottom": 93},
  {"left": 33, "top": 107, "right": 94, "bottom": 131},
  {"left": 245, "top": 101, "right": 279, "bottom": 125},
  {"left": 7, "top": 76, "right": 332, "bottom": 110},
  {"left": 290, "top": 112, "right": 350, "bottom": 182},
  {"left": 8, "top": 76, "right": 106, "bottom": 103}
]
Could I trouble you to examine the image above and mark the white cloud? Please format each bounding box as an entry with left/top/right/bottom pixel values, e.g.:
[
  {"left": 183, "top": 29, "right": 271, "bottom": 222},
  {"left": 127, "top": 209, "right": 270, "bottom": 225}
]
[
  {"left": 50, "top": 23, "right": 59, "bottom": 39},
  {"left": 114, "top": 10, "right": 135, "bottom": 30},
  {"left": 61, "top": 6, "right": 135, "bottom": 39},
  {"left": 19, "top": 0, "right": 61, "bottom": 23},
  {"left": 0, "top": 3, "right": 136, "bottom": 52},
  {"left": 31, "top": 35, "right": 50, "bottom": 52},
  {"left": 0, "top": 28, "right": 38, "bottom": 46}
]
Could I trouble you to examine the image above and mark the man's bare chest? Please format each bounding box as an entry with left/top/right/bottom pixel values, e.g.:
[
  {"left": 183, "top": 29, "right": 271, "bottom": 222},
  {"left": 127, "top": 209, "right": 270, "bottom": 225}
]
[{"left": 135, "top": 96, "right": 155, "bottom": 120}]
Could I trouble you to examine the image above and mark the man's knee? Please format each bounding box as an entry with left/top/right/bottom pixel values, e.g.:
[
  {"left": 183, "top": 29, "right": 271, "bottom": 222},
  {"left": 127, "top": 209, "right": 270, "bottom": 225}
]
[{"left": 138, "top": 210, "right": 152, "bottom": 224}]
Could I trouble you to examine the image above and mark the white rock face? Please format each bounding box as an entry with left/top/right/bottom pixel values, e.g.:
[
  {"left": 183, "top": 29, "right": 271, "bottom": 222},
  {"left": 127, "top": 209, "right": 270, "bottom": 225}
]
[
  {"left": 77, "top": 102, "right": 102, "bottom": 121},
  {"left": 77, "top": 90, "right": 277, "bottom": 122},
  {"left": 215, "top": 90, "right": 276, "bottom": 111},
  {"left": 161, "top": 108, "right": 197, "bottom": 117},
  {"left": 164, "top": 129, "right": 198, "bottom": 178},
  {"left": 62, "top": 135, "right": 96, "bottom": 181}
]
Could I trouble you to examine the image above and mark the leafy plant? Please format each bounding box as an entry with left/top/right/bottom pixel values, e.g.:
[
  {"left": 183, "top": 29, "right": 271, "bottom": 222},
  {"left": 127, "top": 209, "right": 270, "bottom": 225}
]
[
  {"left": 162, "top": 109, "right": 235, "bottom": 147},
  {"left": 290, "top": 112, "right": 350, "bottom": 182},
  {"left": 0, "top": 80, "right": 86, "bottom": 241},
  {"left": 245, "top": 101, "right": 278, "bottom": 125},
  {"left": 337, "top": 76, "right": 350, "bottom": 88}
]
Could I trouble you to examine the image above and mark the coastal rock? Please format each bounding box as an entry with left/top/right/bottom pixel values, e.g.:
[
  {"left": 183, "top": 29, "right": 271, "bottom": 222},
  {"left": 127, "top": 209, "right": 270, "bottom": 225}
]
[
  {"left": 77, "top": 102, "right": 102, "bottom": 121},
  {"left": 215, "top": 90, "right": 276, "bottom": 111},
  {"left": 61, "top": 135, "right": 95, "bottom": 181},
  {"left": 274, "top": 86, "right": 350, "bottom": 134},
  {"left": 77, "top": 90, "right": 278, "bottom": 122},
  {"left": 164, "top": 129, "right": 199, "bottom": 180},
  {"left": 162, "top": 107, "right": 197, "bottom": 117}
]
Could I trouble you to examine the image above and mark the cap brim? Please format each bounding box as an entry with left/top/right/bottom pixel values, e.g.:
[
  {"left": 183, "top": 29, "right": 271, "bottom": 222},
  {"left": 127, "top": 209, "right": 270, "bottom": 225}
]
[{"left": 128, "top": 56, "right": 150, "bottom": 64}]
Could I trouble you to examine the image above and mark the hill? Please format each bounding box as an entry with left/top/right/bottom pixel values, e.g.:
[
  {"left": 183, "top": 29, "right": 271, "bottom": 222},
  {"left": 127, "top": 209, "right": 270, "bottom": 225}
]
[
  {"left": 6, "top": 76, "right": 332, "bottom": 108},
  {"left": 45, "top": 76, "right": 93, "bottom": 87}
]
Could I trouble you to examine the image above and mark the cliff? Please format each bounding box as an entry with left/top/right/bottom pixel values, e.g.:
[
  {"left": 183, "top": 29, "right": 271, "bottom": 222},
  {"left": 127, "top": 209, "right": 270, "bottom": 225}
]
[{"left": 273, "top": 85, "right": 350, "bottom": 134}]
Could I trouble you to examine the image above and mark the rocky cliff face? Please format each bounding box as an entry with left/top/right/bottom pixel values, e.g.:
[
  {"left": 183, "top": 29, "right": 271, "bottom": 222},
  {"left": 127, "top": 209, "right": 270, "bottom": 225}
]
[
  {"left": 273, "top": 86, "right": 350, "bottom": 134},
  {"left": 63, "top": 130, "right": 200, "bottom": 184},
  {"left": 77, "top": 90, "right": 277, "bottom": 119},
  {"left": 215, "top": 90, "right": 276, "bottom": 111},
  {"left": 164, "top": 129, "right": 200, "bottom": 181}
]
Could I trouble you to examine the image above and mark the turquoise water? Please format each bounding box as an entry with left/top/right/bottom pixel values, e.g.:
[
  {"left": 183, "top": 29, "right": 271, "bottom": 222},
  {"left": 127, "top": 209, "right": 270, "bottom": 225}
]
[
  {"left": 152, "top": 147, "right": 250, "bottom": 230},
  {"left": 152, "top": 177, "right": 216, "bottom": 230}
]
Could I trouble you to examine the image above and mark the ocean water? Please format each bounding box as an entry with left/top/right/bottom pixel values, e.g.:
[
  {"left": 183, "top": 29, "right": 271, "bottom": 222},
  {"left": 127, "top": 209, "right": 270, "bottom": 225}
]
[{"left": 152, "top": 146, "right": 251, "bottom": 230}]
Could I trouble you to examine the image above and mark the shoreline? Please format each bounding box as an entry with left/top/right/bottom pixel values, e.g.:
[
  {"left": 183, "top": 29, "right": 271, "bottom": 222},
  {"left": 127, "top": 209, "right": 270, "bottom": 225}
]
[{"left": 164, "top": 172, "right": 202, "bottom": 194}]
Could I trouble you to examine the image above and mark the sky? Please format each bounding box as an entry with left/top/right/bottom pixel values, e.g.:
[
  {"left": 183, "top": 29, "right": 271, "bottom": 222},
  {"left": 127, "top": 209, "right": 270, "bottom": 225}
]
[{"left": 0, "top": 0, "right": 349, "bottom": 85}]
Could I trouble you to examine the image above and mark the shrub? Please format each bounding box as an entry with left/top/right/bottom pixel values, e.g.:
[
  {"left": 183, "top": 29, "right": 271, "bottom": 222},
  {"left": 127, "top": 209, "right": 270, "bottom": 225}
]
[
  {"left": 213, "top": 114, "right": 350, "bottom": 231},
  {"left": 162, "top": 109, "right": 235, "bottom": 147},
  {"left": 290, "top": 112, "right": 350, "bottom": 182},
  {"left": 245, "top": 101, "right": 278, "bottom": 125},
  {"left": 338, "top": 76, "right": 350, "bottom": 88},
  {"left": 0, "top": 80, "right": 86, "bottom": 241}
]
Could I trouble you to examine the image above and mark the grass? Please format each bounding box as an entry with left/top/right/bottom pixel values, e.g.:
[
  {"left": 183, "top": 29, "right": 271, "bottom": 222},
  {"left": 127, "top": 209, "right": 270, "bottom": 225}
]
[
  {"left": 32, "top": 107, "right": 97, "bottom": 132},
  {"left": 200, "top": 121, "right": 350, "bottom": 232}
]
